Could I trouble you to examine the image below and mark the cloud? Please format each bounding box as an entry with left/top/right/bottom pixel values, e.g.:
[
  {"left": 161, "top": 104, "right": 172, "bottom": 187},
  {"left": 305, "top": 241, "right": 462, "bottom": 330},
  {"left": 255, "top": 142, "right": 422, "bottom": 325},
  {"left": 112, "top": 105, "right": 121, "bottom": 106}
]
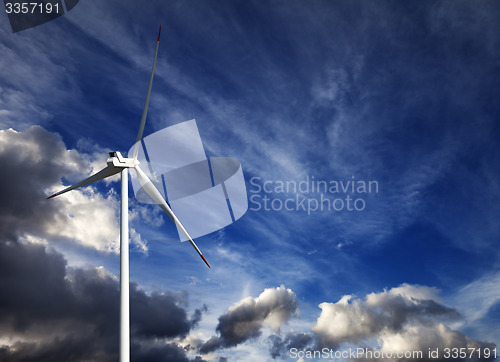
[
  {"left": 311, "top": 284, "right": 494, "bottom": 361},
  {"left": 268, "top": 332, "right": 313, "bottom": 359},
  {"left": 453, "top": 271, "right": 500, "bottom": 324},
  {"left": 0, "top": 127, "right": 74, "bottom": 231},
  {"left": 450, "top": 272, "right": 500, "bottom": 344},
  {"left": 312, "top": 284, "right": 459, "bottom": 346},
  {"left": 0, "top": 126, "right": 150, "bottom": 253},
  {"left": 200, "top": 285, "right": 298, "bottom": 353},
  {"left": 313, "top": 294, "right": 380, "bottom": 346},
  {"left": 0, "top": 240, "right": 206, "bottom": 362},
  {"left": 0, "top": 27, "right": 84, "bottom": 131},
  {"left": 352, "top": 324, "right": 495, "bottom": 362}
]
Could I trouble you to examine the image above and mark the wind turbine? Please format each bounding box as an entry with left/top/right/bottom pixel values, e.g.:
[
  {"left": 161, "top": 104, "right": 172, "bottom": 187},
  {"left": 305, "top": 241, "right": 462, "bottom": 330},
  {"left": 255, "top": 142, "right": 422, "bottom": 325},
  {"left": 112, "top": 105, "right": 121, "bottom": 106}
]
[{"left": 47, "top": 26, "right": 210, "bottom": 362}]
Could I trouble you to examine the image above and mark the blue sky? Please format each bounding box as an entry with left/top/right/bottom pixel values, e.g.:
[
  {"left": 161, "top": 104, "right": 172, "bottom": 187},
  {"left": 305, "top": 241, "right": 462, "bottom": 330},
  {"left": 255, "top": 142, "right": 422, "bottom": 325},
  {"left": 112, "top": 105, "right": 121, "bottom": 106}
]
[{"left": 1, "top": 1, "right": 499, "bottom": 361}]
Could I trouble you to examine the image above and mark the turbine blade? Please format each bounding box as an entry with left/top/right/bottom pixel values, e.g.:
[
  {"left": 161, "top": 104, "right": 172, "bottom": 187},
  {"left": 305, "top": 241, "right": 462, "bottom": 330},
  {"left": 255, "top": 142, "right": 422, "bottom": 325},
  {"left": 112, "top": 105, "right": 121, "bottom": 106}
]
[
  {"left": 132, "top": 25, "right": 162, "bottom": 161},
  {"left": 47, "top": 166, "right": 121, "bottom": 199},
  {"left": 133, "top": 165, "right": 210, "bottom": 268}
]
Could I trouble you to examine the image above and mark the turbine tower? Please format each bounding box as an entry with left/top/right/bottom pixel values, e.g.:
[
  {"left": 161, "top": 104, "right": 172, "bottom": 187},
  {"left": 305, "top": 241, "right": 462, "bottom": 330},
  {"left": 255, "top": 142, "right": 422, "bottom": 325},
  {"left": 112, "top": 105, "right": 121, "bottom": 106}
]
[{"left": 47, "top": 26, "right": 210, "bottom": 362}]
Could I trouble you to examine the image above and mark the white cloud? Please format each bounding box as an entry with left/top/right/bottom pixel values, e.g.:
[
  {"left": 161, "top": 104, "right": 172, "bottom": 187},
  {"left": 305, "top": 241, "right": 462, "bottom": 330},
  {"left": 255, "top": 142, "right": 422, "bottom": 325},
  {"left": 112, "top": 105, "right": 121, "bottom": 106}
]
[
  {"left": 45, "top": 187, "right": 120, "bottom": 253},
  {"left": 365, "top": 283, "right": 441, "bottom": 308},
  {"left": 378, "top": 323, "right": 473, "bottom": 356},
  {"left": 130, "top": 227, "right": 148, "bottom": 254},
  {"left": 313, "top": 294, "right": 379, "bottom": 345},
  {"left": 351, "top": 322, "right": 494, "bottom": 362},
  {"left": 312, "top": 284, "right": 493, "bottom": 360}
]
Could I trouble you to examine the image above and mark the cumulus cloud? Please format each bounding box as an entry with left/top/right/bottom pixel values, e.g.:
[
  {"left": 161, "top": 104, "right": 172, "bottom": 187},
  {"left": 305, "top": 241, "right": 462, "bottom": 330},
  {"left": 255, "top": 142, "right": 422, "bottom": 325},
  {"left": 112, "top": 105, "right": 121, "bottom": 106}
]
[
  {"left": 0, "top": 126, "right": 150, "bottom": 253},
  {"left": 200, "top": 285, "right": 298, "bottom": 353},
  {"left": 355, "top": 323, "right": 495, "bottom": 362},
  {"left": 311, "top": 284, "right": 494, "bottom": 361}
]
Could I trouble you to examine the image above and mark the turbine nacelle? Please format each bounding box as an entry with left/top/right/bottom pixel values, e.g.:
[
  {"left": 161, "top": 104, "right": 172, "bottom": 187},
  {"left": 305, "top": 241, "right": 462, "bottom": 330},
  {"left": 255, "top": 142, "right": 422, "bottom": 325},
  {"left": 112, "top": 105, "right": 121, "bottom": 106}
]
[{"left": 107, "top": 151, "right": 138, "bottom": 169}]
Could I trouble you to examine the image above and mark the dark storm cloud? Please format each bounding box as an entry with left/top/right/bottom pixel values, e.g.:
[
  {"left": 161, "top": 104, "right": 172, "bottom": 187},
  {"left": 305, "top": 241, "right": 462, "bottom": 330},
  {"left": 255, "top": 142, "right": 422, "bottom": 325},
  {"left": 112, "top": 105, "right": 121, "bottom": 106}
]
[
  {"left": 200, "top": 286, "right": 298, "bottom": 353},
  {"left": 131, "top": 289, "right": 206, "bottom": 338},
  {"left": 0, "top": 241, "right": 71, "bottom": 332},
  {"left": 0, "top": 240, "right": 206, "bottom": 362},
  {"left": 0, "top": 126, "right": 82, "bottom": 241},
  {"left": 0, "top": 126, "right": 126, "bottom": 252}
]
